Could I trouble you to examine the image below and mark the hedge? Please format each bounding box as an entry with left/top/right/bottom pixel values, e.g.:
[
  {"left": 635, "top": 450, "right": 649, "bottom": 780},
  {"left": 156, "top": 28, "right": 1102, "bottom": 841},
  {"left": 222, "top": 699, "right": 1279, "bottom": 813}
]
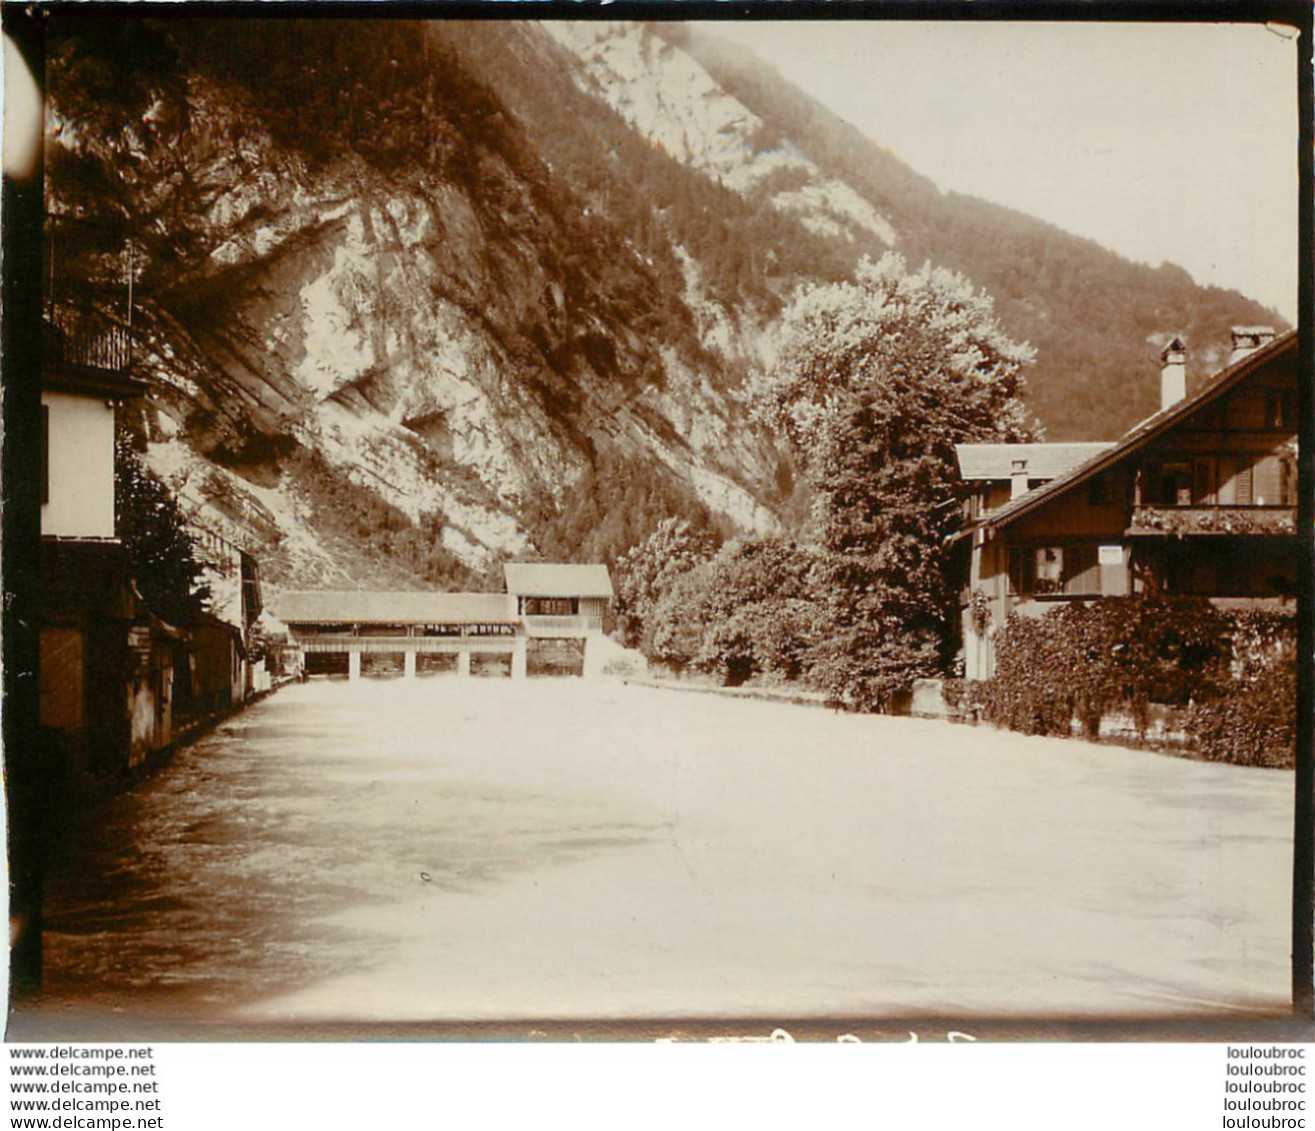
[{"left": 979, "top": 593, "right": 1295, "bottom": 768}]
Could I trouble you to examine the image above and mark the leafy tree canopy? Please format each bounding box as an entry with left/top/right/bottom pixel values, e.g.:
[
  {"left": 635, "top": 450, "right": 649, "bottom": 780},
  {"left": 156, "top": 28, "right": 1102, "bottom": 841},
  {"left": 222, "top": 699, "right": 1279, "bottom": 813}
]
[
  {"left": 751, "top": 253, "right": 1037, "bottom": 709},
  {"left": 645, "top": 536, "right": 824, "bottom": 686},
  {"left": 613, "top": 516, "right": 719, "bottom": 649},
  {"left": 115, "top": 428, "right": 210, "bottom": 626},
  {"left": 754, "top": 252, "right": 1034, "bottom": 484}
]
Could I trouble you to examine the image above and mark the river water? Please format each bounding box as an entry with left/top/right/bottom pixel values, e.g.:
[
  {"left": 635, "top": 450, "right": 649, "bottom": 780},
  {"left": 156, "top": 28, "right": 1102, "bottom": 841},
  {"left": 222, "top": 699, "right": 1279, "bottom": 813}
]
[{"left": 21, "top": 677, "right": 1295, "bottom": 1033}]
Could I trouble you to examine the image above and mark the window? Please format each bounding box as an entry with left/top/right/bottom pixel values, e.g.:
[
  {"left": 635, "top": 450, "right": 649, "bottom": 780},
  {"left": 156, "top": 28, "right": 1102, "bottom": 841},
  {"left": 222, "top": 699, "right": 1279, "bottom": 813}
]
[
  {"left": 1008, "top": 544, "right": 1100, "bottom": 598},
  {"left": 1266, "top": 388, "right": 1296, "bottom": 429},
  {"left": 1192, "top": 458, "right": 1216, "bottom": 506},
  {"left": 420, "top": 624, "right": 460, "bottom": 637},
  {"left": 1282, "top": 456, "right": 1298, "bottom": 506},
  {"left": 524, "top": 597, "right": 576, "bottom": 616},
  {"left": 1064, "top": 544, "right": 1101, "bottom": 594},
  {"left": 1159, "top": 462, "right": 1193, "bottom": 507},
  {"left": 1219, "top": 458, "right": 1254, "bottom": 506},
  {"left": 1008, "top": 547, "right": 1031, "bottom": 596},
  {"left": 1010, "top": 546, "right": 1063, "bottom": 596},
  {"left": 1034, "top": 547, "right": 1064, "bottom": 593}
]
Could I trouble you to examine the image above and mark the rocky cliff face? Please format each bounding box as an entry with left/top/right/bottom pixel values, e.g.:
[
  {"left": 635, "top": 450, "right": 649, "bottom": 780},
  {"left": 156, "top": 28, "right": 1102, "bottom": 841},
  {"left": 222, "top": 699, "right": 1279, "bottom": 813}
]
[
  {"left": 44, "top": 17, "right": 1281, "bottom": 596},
  {"left": 49, "top": 21, "right": 790, "bottom": 593},
  {"left": 542, "top": 22, "right": 898, "bottom": 247}
]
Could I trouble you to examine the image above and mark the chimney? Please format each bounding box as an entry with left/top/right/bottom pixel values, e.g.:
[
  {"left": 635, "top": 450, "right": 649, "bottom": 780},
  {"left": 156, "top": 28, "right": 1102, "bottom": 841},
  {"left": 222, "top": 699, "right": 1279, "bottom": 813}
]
[
  {"left": 1160, "top": 336, "right": 1187, "bottom": 412},
  {"left": 1229, "top": 325, "right": 1276, "bottom": 366},
  {"left": 1010, "top": 457, "right": 1029, "bottom": 501}
]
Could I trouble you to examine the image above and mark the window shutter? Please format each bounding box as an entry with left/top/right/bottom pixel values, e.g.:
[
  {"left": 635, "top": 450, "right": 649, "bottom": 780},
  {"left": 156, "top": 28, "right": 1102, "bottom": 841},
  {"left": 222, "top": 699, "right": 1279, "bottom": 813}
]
[{"left": 1235, "top": 464, "right": 1253, "bottom": 505}]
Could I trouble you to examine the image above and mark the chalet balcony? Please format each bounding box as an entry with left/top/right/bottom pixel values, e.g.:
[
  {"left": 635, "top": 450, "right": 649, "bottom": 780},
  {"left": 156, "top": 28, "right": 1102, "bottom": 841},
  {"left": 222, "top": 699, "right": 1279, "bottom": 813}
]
[
  {"left": 46, "top": 304, "right": 132, "bottom": 373},
  {"left": 1128, "top": 505, "right": 1297, "bottom": 537}
]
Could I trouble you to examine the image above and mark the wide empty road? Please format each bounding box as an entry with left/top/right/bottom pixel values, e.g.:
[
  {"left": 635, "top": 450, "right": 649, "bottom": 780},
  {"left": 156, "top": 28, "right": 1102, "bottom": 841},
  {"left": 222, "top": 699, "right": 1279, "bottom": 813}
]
[{"left": 30, "top": 678, "right": 1293, "bottom": 1028}]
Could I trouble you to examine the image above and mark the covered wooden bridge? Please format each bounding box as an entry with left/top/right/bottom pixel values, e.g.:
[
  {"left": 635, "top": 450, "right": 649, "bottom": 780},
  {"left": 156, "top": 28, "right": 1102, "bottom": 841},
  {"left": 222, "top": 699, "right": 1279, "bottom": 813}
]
[{"left": 276, "top": 564, "right": 614, "bottom": 680}]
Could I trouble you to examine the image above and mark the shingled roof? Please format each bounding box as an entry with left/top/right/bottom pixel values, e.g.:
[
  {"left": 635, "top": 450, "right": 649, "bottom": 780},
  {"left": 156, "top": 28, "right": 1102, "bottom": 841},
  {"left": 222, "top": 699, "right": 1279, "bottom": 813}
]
[
  {"left": 276, "top": 591, "right": 515, "bottom": 625},
  {"left": 502, "top": 562, "right": 614, "bottom": 599},
  {"left": 971, "top": 328, "right": 1298, "bottom": 535},
  {"left": 955, "top": 442, "right": 1114, "bottom": 482}
]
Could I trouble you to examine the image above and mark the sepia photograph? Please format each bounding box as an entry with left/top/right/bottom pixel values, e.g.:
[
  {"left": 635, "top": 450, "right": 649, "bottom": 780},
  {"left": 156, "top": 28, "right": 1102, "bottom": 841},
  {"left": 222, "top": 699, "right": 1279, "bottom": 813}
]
[{"left": 3, "top": 3, "right": 1311, "bottom": 1079}]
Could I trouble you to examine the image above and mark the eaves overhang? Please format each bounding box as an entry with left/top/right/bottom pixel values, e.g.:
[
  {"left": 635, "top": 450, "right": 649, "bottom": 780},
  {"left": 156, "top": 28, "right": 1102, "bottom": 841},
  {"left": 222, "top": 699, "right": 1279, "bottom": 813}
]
[{"left": 956, "top": 329, "right": 1299, "bottom": 541}]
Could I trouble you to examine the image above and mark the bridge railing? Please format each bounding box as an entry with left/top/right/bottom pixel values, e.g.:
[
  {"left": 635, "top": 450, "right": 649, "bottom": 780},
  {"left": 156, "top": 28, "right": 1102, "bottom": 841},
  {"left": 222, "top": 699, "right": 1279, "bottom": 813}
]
[{"left": 523, "top": 615, "right": 602, "bottom": 635}]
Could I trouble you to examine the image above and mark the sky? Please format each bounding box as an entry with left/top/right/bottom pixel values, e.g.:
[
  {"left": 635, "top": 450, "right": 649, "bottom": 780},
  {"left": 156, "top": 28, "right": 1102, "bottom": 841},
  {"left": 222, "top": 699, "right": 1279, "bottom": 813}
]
[{"left": 714, "top": 20, "right": 1299, "bottom": 322}]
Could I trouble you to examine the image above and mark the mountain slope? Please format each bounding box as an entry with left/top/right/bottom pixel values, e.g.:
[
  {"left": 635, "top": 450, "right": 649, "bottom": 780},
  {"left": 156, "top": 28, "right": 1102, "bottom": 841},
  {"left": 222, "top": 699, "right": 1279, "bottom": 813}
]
[
  {"left": 663, "top": 23, "right": 1286, "bottom": 437},
  {"left": 48, "top": 19, "right": 782, "bottom": 593},
  {"left": 44, "top": 17, "right": 1284, "bottom": 599}
]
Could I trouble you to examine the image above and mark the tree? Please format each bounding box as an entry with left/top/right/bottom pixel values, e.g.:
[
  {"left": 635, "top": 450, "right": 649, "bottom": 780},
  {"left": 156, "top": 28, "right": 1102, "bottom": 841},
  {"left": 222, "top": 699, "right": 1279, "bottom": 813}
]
[
  {"left": 645, "top": 536, "right": 825, "bottom": 686},
  {"left": 613, "top": 516, "right": 719, "bottom": 648},
  {"left": 751, "top": 253, "right": 1036, "bottom": 710},
  {"left": 115, "top": 429, "right": 210, "bottom": 626}
]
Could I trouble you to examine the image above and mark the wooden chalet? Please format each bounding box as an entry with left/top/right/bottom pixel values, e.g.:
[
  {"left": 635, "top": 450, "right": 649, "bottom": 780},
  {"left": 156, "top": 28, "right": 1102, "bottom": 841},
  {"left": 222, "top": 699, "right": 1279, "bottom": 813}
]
[
  {"left": 40, "top": 255, "right": 266, "bottom": 780},
  {"left": 39, "top": 298, "right": 179, "bottom": 779},
  {"left": 956, "top": 442, "right": 1114, "bottom": 522},
  {"left": 186, "top": 612, "right": 248, "bottom": 714},
  {"left": 189, "top": 522, "right": 265, "bottom": 696},
  {"left": 505, "top": 562, "right": 614, "bottom": 677},
  {"left": 954, "top": 328, "right": 1300, "bottom": 679}
]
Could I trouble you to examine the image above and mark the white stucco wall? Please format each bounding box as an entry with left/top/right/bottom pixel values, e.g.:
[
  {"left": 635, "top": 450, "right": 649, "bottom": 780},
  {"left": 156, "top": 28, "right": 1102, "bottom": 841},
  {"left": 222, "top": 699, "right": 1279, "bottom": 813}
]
[{"left": 42, "top": 390, "right": 116, "bottom": 539}]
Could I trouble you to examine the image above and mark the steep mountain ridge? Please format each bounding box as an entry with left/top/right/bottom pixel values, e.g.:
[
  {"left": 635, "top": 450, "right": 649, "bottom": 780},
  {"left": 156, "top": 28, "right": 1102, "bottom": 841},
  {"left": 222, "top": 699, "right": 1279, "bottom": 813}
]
[
  {"left": 665, "top": 23, "right": 1286, "bottom": 434},
  {"left": 45, "top": 17, "right": 1283, "bottom": 597},
  {"left": 541, "top": 21, "right": 898, "bottom": 248}
]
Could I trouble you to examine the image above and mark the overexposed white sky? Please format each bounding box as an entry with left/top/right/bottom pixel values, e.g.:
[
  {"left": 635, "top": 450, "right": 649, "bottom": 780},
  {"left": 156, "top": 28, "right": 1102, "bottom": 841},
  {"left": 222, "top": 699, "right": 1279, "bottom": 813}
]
[{"left": 714, "top": 20, "right": 1299, "bottom": 321}]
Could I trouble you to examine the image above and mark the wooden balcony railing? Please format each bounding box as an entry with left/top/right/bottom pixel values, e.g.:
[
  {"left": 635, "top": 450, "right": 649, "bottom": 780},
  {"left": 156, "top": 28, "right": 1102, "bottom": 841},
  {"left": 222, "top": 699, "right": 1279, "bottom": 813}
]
[
  {"left": 1129, "top": 505, "right": 1297, "bottom": 536},
  {"left": 46, "top": 305, "right": 132, "bottom": 372}
]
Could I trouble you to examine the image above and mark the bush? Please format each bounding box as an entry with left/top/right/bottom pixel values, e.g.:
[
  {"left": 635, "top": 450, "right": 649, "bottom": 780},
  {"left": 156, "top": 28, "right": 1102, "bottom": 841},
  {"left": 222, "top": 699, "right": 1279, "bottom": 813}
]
[
  {"left": 613, "top": 517, "right": 719, "bottom": 649},
  {"left": 1186, "top": 661, "right": 1296, "bottom": 768},
  {"left": 981, "top": 593, "right": 1232, "bottom": 738},
  {"left": 644, "top": 537, "right": 825, "bottom": 687},
  {"left": 1187, "top": 611, "right": 1296, "bottom": 767},
  {"left": 980, "top": 593, "right": 1295, "bottom": 766},
  {"left": 980, "top": 611, "right": 1078, "bottom": 736}
]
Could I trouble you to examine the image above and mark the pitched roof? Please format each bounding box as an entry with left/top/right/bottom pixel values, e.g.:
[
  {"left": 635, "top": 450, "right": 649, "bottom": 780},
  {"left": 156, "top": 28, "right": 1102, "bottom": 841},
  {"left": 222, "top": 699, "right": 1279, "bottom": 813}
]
[
  {"left": 975, "top": 328, "right": 1298, "bottom": 534},
  {"left": 276, "top": 591, "right": 515, "bottom": 624},
  {"left": 502, "top": 562, "right": 614, "bottom": 599},
  {"left": 955, "top": 442, "right": 1113, "bottom": 482}
]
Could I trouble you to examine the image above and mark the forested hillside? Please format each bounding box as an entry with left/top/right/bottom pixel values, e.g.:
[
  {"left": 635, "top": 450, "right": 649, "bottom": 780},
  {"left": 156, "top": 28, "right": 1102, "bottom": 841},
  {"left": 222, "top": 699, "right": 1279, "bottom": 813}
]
[{"left": 667, "top": 24, "right": 1287, "bottom": 439}]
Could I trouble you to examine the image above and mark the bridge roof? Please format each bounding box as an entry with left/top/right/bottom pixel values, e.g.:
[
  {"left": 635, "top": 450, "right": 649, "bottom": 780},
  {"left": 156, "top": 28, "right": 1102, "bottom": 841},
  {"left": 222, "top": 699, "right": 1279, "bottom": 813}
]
[
  {"left": 503, "top": 562, "right": 613, "bottom": 599},
  {"left": 276, "top": 591, "right": 514, "bottom": 625}
]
